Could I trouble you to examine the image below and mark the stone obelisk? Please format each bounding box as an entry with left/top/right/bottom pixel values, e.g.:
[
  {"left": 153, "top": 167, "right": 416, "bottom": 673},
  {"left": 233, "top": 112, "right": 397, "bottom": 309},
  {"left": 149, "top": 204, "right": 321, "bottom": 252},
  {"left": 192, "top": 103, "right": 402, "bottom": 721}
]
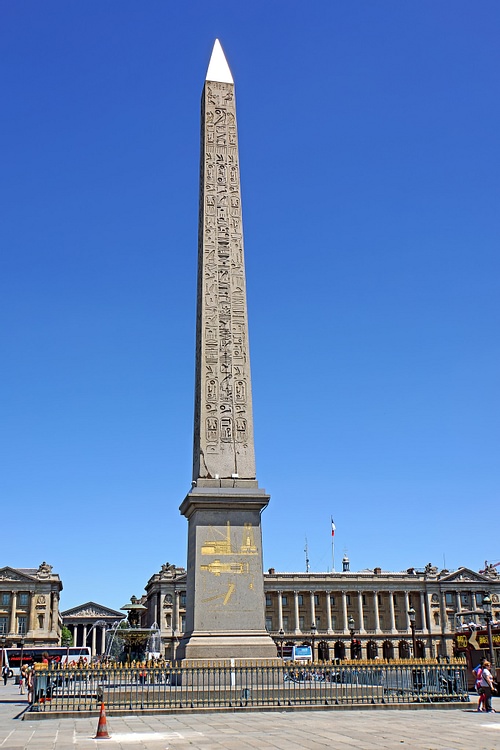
[{"left": 177, "top": 40, "right": 276, "bottom": 660}]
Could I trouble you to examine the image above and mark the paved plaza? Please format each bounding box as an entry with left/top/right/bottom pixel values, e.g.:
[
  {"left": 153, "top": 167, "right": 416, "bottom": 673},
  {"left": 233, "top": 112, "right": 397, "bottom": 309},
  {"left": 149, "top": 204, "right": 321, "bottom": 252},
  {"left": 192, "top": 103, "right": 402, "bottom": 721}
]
[{"left": 1, "top": 684, "right": 499, "bottom": 750}]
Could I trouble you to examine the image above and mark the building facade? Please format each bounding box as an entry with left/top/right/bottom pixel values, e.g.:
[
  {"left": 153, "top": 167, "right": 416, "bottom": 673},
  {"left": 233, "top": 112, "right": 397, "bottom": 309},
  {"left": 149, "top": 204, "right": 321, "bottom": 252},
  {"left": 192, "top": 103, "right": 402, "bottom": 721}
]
[
  {"left": 143, "top": 560, "right": 500, "bottom": 661},
  {"left": 0, "top": 563, "right": 62, "bottom": 648},
  {"left": 61, "top": 602, "right": 125, "bottom": 656}
]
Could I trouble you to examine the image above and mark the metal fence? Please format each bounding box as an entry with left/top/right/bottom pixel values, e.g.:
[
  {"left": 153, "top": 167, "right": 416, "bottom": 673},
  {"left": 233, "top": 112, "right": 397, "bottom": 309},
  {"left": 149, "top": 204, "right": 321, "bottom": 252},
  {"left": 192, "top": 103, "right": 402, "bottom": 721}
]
[{"left": 29, "top": 660, "right": 469, "bottom": 714}]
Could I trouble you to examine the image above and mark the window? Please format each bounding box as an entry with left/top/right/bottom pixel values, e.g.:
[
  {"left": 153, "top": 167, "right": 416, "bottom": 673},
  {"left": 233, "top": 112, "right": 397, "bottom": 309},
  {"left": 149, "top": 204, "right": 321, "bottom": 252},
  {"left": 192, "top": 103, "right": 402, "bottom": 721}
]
[
  {"left": 331, "top": 615, "right": 336, "bottom": 629},
  {"left": 314, "top": 595, "right": 320, "bottom": 606},
  {"left": 346, "top": 595, "right": 351, "bottom": 606},
  {"left": 282, "top": 616, "right": 289, "bottom": 631},
  {"left": 281, "top": 595, "right": 288, "bottom": 606},
  {"left": 17, "top": 616, "right": 27, "bottom": 634},
  {"left": 316, "top": 616, "right": 321, "bottom": 627},
  {"left": 266, "top": 595, "right": 272, "bottom": 607},
  {"left": 180, "top": 615, "right": 186, "bottom": 632},
  {"left": 362, "top": 595, "right": 366, "bottom": 606},
  {"left": 460, "top": 593, "right": 470, "bottom": 607},
  {"left": 180, "top": 592, "right": 186, "bottom": 607},
  {"left": 19, "top": 593, "right": 29, "bottom": 606},
  {"left": 0, "top": 617, "right": 7, "bottom": 634},
  {"left": 297, "top": 595, "right": 303, "bottom": 606},
  {"left": 445, "top": 593, "right": 454, "bottom": 606},
  {"left": 330, "top": 595, "right": 335, "bottom": 606},
  {"left": 299, "top": 616, "right": 305, "bottom": 631},
  {"left": 378, "top": 594, "right": 382, "bottom": 606},
  {"left": 393, "top": 594, "right": 398, "bottom": 606},
  {"left": 1, "top": 593, "right": 10, "bottom": 606},
  {"left": 265, "top": 617, "right": 273, "bottom": 632}
]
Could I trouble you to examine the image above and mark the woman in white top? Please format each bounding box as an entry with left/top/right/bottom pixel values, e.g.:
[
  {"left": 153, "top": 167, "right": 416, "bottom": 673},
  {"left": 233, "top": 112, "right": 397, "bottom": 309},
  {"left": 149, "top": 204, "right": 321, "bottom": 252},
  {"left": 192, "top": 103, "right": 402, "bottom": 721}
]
[{"left": 480, "top": 660, "right": 496, "bottom": 713}]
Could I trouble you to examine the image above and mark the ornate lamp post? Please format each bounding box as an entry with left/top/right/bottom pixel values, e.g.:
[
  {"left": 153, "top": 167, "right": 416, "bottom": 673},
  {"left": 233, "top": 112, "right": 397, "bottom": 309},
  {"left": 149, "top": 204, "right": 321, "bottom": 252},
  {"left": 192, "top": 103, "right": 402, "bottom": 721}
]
[
  {"left": 310, "top": 622, "right": 317, "bottom": 662},
  {"left": 348, "top": 616, "right": 356, "bottom": 659},
  {"left": 0, "top": 635, "right": 6, "bottom": 672},
  {"left": 278, "top": 628, "right": 284, "bottom": 659},
  {"left": 483, "top": 594, "right": 495, "bottom": 667},
  {"left": 19, "top": 636, "right": 25, "bottom": 673},
  {"left": 408, "top": 606, "right": 417, "bottom": 658}
]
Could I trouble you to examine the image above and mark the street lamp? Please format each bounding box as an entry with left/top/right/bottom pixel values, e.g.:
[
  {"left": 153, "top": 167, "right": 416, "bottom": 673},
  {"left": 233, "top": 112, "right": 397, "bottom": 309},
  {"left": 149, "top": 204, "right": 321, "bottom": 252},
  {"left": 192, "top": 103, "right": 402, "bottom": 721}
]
[
  {"left": 408, "top": 606, "right": 417, "bottom": 658},
  {"left": 19, "top": 636, "right": 25, "bottom": 673},
  {"left": 310, "top": 622, "right": 317, "bottom": 662},
  {"left": 278, "top": 628, "right": 284, "bottom": 659},
  {"left": 348, "top": 616, "right": 356, "bottom": 659},
  {"left": 483, "top": 594, "right": 495, "bottom": 667},
  {"left": 0, "top": 635, "right": 6, "bottom": 673}
]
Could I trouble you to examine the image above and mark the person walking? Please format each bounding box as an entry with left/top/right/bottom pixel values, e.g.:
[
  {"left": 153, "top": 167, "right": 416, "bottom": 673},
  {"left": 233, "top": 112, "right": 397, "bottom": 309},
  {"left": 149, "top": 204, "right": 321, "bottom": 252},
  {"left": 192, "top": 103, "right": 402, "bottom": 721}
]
[
  {"left": 473, "top": 658, "right": 486, "bottom": 711},
  {"left": 2, "top": 665, "right": 10, "bottom": 686},
  {"left": 479, "top": 660, "right": 496, "bottom": 713}
]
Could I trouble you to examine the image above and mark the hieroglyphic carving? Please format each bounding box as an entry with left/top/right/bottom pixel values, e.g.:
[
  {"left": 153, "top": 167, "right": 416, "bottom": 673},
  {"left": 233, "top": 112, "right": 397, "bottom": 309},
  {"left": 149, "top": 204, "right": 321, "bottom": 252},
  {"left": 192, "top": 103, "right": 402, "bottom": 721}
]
[{"left": 193, "top": 77, "right": 256, "bottom": 480}]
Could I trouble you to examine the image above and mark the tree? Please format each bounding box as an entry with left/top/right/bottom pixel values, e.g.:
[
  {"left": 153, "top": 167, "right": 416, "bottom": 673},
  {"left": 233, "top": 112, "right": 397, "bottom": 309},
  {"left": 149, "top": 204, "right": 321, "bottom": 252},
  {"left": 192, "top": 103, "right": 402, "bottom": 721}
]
[{"left": 60, "top": 626, "right": 73, "bottom": 647}]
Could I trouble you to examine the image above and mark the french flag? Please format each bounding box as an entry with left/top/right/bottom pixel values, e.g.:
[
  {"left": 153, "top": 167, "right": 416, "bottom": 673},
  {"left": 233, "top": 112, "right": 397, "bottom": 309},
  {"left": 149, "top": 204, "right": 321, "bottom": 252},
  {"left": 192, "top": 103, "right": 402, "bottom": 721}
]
[{"left": 331, "top": 518, "right": 336, "bottom": 537}]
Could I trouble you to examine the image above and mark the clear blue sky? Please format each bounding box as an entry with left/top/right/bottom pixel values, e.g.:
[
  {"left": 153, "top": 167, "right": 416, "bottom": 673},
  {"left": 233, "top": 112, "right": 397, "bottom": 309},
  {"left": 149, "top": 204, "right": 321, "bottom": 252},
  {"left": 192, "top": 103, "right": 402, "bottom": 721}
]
[{"left": 1, "top": 2, "right": 499, "bottom": 611}]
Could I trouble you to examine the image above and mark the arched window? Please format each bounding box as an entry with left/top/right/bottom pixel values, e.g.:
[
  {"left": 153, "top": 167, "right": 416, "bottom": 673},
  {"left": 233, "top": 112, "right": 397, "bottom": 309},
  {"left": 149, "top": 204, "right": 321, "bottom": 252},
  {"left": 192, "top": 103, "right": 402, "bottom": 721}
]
[
  {"left": 334, "top": 641, "right": 345, "bottom": 660},
  {"left": 317, "top": 641, "right": 329, "bottom": 661},
  {"left": 382, "top": 641, "right": 394, "bottom": 660},
  {"left": 399, "top": 640, "right": 410, "bottom": 659},
  {"left": 416, "top": 640, "right": 425, "bottom": 658},
  {"left": 366, "top": 641, "right": 378, "bottom": 659}
]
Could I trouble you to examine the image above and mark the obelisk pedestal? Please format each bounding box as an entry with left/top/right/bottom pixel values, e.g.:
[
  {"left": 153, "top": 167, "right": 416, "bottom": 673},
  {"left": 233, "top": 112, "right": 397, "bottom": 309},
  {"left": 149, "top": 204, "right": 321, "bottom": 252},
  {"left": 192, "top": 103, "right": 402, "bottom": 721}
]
[{"left": 176, "top": 41, "right": 276, "bottom": 661}]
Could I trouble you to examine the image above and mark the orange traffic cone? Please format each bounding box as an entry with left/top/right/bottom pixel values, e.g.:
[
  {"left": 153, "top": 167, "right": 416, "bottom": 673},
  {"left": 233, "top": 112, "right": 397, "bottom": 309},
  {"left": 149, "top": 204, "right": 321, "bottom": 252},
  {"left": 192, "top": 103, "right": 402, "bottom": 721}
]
[{"left": 94, "top": 702, "right": 110, "bottom": 739}]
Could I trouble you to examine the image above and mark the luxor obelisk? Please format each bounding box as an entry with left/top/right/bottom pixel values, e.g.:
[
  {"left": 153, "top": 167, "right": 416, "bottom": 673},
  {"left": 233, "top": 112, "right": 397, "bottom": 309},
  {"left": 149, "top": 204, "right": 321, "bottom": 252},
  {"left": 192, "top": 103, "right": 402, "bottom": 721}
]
[{"left": 177, "top": 40, "right": 276, "bottom": 660}]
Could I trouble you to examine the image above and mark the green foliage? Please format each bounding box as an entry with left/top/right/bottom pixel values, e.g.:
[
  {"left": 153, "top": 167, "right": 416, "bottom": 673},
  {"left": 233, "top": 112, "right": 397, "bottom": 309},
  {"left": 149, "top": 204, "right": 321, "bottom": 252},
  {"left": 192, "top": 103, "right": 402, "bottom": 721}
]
[{"left": 60, "top": 626, "right": 73, "bottom": 647}]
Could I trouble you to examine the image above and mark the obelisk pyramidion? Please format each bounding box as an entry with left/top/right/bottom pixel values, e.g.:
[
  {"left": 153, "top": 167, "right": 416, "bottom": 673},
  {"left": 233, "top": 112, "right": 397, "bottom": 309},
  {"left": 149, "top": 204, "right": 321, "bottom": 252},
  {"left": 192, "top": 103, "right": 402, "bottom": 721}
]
[{"left": 177, "top": 40, "right": 276, "bottom": 660}]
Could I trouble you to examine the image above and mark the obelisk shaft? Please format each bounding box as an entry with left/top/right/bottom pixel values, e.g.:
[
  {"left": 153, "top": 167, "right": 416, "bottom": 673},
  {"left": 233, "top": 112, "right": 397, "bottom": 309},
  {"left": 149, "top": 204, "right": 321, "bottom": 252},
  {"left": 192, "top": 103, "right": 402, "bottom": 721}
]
[
  {"left": 178, "top": 41, "right": 275, "bottom": 660},
  {"left": 193, "top": 46, "right": 256, "bottom": 482}
]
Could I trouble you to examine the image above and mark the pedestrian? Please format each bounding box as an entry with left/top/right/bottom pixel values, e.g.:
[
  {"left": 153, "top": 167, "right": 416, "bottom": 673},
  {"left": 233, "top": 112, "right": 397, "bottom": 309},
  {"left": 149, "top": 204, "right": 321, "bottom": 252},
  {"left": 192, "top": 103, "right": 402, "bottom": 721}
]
[
  {"left": 473, "top": 658, "right": 486, "bottom": 712},
  {"left": 2, "top": 665, "right": 10, "bottom": 686},
  {"left": 479, "top": 660, "right": 496, "bottom": 713}
]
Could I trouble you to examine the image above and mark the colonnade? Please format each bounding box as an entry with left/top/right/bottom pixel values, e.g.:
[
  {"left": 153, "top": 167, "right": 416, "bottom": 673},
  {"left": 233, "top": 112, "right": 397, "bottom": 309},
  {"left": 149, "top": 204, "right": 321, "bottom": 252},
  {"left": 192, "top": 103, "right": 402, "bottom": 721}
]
[{"left": 273, "top": 589, "right": 432, "bottom": 635}]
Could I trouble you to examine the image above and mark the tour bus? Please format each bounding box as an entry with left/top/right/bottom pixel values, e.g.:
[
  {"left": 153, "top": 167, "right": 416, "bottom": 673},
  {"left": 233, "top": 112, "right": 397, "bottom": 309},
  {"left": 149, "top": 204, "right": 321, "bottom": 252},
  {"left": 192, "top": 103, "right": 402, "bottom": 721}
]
[
  {"left": 453, "top": 625, "right": 500, "bottom": 689},
  {"left": 1, "top": 646, "right": 92, "bottom": 676},
  {"left": 280, "top": 644, "right": 313, "bottom": 663}
]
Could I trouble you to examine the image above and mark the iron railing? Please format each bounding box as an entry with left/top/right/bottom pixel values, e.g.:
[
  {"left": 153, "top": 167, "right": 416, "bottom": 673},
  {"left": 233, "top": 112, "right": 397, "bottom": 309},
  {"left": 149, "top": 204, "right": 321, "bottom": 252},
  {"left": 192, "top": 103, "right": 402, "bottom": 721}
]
[{"left": 29, "top": 659, "right": 469, "bottom": 714}]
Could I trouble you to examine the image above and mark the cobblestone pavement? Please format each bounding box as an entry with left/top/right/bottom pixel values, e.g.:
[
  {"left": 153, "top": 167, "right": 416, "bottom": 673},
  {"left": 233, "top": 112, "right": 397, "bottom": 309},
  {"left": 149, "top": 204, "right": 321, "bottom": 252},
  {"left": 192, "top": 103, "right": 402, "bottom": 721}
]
[{"left": 1, "top": 683, "right": 499, "bottom": 749}]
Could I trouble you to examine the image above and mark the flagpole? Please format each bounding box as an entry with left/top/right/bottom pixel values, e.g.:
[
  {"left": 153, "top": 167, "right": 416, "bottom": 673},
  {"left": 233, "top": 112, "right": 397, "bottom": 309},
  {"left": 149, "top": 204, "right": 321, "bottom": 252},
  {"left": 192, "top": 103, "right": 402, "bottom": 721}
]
[{"left": 331, "top": 517, "right": 336, "bottom": 572}]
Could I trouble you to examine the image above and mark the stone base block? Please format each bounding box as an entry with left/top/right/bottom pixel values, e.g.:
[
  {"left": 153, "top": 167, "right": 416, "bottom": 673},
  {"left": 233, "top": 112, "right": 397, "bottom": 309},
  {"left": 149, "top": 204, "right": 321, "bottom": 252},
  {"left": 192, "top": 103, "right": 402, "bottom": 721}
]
[{"left": 177, "top": 630, "right": 277, "bottom": 661}]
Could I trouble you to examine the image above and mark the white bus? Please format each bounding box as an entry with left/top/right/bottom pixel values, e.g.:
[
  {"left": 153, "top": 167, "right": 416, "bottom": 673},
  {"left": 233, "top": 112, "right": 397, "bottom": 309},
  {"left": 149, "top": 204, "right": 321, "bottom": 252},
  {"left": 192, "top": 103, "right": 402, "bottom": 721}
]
[{"left": 1, "top": 646, "right": 92, "bottom": 676}]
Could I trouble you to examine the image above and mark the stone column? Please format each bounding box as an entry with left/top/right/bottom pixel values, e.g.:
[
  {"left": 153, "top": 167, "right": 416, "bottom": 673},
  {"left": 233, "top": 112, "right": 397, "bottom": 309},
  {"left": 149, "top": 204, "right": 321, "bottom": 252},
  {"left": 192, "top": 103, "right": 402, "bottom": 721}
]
[
  {"left": 440, "top": 592, "right": 449, "bottom": 632},
  {"left": 309, "top": 592, "right": 316, "bottom": 627},
  {"left": 9, "top": 591, "right": 17, "bottom": 634},
  {"left": 357, "top": 592, "right": 366, "bottom": 633},
  {"left": 341, "top": 591, "right": 348, "bottom": 633},
  {"left": 373, "top": 591, "right": 380, "bottom": 633},
  {"left": 51, "top": 591, "right": 59, "bottom": 633},
  {"left": 28, "top": 591, "right": 36, "bottom": 633},
  {"left": 325, "top": 593, "right": 333, "bottom": 633},
  {"left": 101, "top": 626, "right": 107, "bottom": 655},
  {"left": 293, "top": 591, "right": 301, "bottom": 634},
  {"left": 404, "top": 591, "right": 410, "bottom": 630},
  {"left": 173, "top": 590, "right": 180, "bottom": 633},
  {"left": 419, "top": 592, "right": 427, "bottom": 631},
  {"left": 277, "top": 591, "right": 283, "bottom": 631},
  {"left": 92, "top": 626, "right": 97, "bottom": 656},
  {"left": 388, "top": 591, "right": 396, "bottom": 632},
  {"left": 73, "top": 625, "right": 78, "bottom": 647},
  {"left": 83, "top": 625, "right": 88, "bottom": 648}
]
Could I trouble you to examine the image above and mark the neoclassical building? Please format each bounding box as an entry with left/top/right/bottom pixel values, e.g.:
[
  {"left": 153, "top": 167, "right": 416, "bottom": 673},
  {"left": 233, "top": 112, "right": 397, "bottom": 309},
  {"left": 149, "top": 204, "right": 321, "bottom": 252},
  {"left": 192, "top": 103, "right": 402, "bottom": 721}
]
[
  {"left": 0, "top": 563, "right": 62, "bottom": 648},
  {"left": 142, "top": 559, "right": 500, "bottom": 662},
  {"left": 61, "top": 602, "right": 125, "bottom": 656}
]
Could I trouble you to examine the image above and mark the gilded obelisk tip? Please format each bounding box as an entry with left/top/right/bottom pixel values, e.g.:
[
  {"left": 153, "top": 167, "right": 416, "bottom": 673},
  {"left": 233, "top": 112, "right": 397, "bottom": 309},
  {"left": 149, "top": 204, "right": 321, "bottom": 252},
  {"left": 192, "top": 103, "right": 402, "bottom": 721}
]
[{"left": 205, "top": 39, "right": 233, "bottom": 84}]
